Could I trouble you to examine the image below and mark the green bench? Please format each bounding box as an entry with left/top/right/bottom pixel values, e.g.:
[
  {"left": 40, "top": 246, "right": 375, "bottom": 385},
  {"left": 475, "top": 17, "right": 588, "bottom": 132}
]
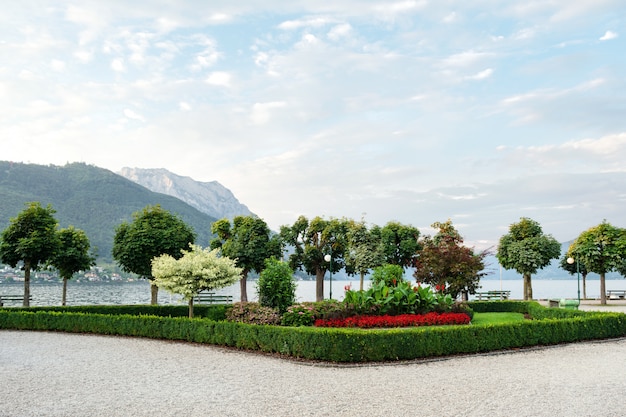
[
  {"left": 0, "top": 294, "right": 32, "bottom": 306},
  {"left": 192, "top": 292, "right": 233, "bottom": 305}
]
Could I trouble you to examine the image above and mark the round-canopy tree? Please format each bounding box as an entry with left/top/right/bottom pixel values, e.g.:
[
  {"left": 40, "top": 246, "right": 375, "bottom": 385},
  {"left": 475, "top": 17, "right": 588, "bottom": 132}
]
[
  {"left": 379, "top": 221, "right": 420, "bottom": 269},
  {"left": 0, "top": 202, "right": 60, "bottom": 307},
  {"left": 152, "top": 245, "right": 242, "bottom": 318},
  {"left": 112, "top": 205, "right": 195, "bottom": 304},
  {"left": 50, "top": 226, "right": 96, "bottom": 306},
  {"left": 497, "top": 217, "right": 561, "bottom": 300},
  {"left": 210, "top": 215, "right": 281, "bottom": 302},
  {"left": 344, "top": 219, "right": 384, "bottom": 291},
  {"left": 567, "top": 220, "right": 626, "bottom": 305},
  {"left": 280, "top": 216, "right": 349, "bottom": 302}
]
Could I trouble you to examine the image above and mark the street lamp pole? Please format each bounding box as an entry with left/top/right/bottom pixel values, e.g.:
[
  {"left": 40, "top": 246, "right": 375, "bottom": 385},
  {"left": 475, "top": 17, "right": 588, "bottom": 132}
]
[
  {"left": 324, "top": 252, "right": 332, "bottom": 300},
  {"left": 567, "top": 257, "right": 581, "bottom": 304}
]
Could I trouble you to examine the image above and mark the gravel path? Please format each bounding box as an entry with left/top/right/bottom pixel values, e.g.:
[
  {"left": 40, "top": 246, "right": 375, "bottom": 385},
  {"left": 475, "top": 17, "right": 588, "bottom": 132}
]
[{"left": 1, "top": 330, "right": 626, "bottom": 417}]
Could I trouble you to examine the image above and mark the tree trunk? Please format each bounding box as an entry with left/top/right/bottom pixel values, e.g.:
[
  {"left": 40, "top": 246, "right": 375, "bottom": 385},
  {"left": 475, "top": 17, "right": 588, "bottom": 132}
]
[
  {"left": 359, "top": 272, "right": 365, "bottom": 291},
  {"left": 188, "top": 298, "right": 194, "bottom": 319},
  {"left": 582, "top": 273, "right": 587, "bottom": 300},
  {"left": 523, "top": 273, "right": 533, "bottom": 300},
  {"left": 62, "top": 277, "right": 68, "bottom": 306},
  {"left": 600, "top": 272, "right": 606, "bottom": 305},
  {"left": 150, "top": 282, "right": 158, "bottom": 305},
  {"left": 23, "top": 261, "right": 31, "bottom": 307},
  {"left": 315, "top": 268, "right": 325, "bottom": 302},
  {"left": 240, "top": 270, "right": 249, "bottom": 302}
]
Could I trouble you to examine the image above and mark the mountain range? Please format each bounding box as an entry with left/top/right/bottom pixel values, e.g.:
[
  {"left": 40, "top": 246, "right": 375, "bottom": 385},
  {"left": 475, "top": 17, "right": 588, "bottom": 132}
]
[
  {"left": 117, "top": 167, "right": 253, "bottom": 219},
  {"left": 0, "top": 161, "right": 250, "bottom": 263}
]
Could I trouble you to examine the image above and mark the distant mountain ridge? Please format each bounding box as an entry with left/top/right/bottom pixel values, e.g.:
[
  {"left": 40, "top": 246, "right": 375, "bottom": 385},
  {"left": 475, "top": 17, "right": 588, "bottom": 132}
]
[
  {"left": 0, "top": 161, "right": 219, "bottom": 263},
  {"left": 118, "top": 167, "right": 253, "bottom": 220}
]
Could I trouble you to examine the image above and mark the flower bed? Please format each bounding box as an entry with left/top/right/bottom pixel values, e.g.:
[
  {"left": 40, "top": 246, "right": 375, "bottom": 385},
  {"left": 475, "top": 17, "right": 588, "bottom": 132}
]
[{"left": 314, "top": 312, "right": 471, "bottom": 328}]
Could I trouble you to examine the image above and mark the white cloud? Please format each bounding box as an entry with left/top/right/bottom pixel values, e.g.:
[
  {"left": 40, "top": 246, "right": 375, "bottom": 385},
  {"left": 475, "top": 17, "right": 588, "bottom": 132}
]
[
  {"left": 250, "top": 101, "right": 287, "bottom": 125},
  {"left": 123, "top": 108, "right": 145, "bottom": 122},
  {"left": 278, "top": 16, "right": 334, "bottom": 30},
  {"left": 600, "top": 30, "right": 618, "bottom": 41},
  {"left": 111, "top": 58, "right": 125, "bottom": 72},
  {"left": 50, "top": 59, "right": 65, "bottom": 72},
  {"left": 442, "top": 12, "right": 458, "bottom": 23},
  {"left": 327, "top": 23, "right": 352, "bottom": 41},
  {"left": 179, "top": 101, "right": 192, "bottom": 111},
  {"left": 467, "top": 68, "right": 493, "bottom": 80},
  {"left": 442, "top": 50, "right": 492, "bottom": 68},
  {"left": 205, "top": 71, "right": 232, "bottom": 87}
]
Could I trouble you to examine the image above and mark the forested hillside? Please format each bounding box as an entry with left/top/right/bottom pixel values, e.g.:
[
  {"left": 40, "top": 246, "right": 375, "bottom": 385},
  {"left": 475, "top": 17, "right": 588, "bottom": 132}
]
[{"left": 0, "top": 161, "right": 217, "bottom": 262}]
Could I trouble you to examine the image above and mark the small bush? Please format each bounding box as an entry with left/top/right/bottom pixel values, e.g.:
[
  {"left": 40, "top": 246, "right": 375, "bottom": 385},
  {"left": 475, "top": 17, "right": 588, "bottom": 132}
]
[
  {"left": 451, "top": 302, "right": 474, "bottom": 320},
  {"left": 257, "top": 258, "right": 297, "bottom": 314},
  {"left": 281, "top": 300, "right": 352, "bottom": 326},
  {"left": 226, "top": 302, "right": 281, "bottom": 325},
  {"left": 281, "top": 304, "right": 315, "bottom": 326},
  {"left": 371, "top": 264, "right": 405, "bottom": 287}
]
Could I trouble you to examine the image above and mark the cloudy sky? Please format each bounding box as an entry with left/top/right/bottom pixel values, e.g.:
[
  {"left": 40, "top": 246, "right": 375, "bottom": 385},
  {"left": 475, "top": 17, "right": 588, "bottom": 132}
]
[{"left": 2, "top": 1, "right": 625, "bottom": 253}]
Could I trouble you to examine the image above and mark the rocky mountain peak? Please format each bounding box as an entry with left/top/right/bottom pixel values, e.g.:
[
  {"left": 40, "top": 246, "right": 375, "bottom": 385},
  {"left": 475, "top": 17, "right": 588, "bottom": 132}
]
[{"left": 118, "top": 167, "right": 254, "bottom": 220}]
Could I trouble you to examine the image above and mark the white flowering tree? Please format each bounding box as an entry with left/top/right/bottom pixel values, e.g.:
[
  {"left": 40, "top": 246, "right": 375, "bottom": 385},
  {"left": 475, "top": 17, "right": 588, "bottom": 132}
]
[{"left": 151, "top": 245, "right": 242, "bottom": 318}]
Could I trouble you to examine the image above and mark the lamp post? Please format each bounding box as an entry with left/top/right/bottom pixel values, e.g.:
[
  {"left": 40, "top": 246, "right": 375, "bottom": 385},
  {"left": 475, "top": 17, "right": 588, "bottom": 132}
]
[
  {"left": 324, "top": 253, "right": 332, "bottom": 299},
  {"left": 567, "top": 257, "right": 581, "bottom": 304}
]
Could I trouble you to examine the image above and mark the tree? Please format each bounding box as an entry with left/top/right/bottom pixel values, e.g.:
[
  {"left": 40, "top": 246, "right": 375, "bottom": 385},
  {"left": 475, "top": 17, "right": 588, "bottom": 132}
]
[
  {"left": 567, "top": 221, "right": 626, "bottom": 305},
  {"left": 112, "top": 205, "right": 195, "bottom": 304},
  {"left": 257, "top": 257, "right": 296, "bottom": 314},
  {"left": 210, "top": 216, "right": 281, "bottom": 302},
  {"left": 280, "top": 216, "right": 349, "bottom": 302},
  {"left": 50, "top": 226, "right": 96, "bottom": 306},
  {"left": 152, "top": 245, "right": 242, "bottom": 318},
  {"left": 413, "top": 220, "right": 488, "bottom": 300},
  {"left": 0, "top": 202, "right": 60, "bottom": 307},
  {"left": 559, "top": 254, "right": 589, "bottom": 300},
  {"left": 379, "top": 221, "right": 420, "bottom": 269},
  {"left": 344, "top": 219, "right": 384, "bottom": 290},
  {"left": 497, "top": 217, "right": 561, "bottom": 300}
]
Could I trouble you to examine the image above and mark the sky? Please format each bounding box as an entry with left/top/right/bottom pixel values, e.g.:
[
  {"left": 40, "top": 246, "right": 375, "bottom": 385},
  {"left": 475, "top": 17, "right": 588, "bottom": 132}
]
[{"left": 2, "top": 1, "right": 625, "bottom": 254}]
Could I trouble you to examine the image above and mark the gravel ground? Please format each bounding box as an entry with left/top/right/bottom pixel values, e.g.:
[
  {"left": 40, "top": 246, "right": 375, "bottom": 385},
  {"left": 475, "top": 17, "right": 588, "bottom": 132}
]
[{"left": 2, "top": 329, "right": 626, "bottom": 417}]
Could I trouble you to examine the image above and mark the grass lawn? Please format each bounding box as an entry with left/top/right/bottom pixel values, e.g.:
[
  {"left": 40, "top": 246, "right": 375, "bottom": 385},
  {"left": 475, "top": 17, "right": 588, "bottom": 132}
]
[{"left": 472, "top": 312, "right": 526, "bottom": 326}]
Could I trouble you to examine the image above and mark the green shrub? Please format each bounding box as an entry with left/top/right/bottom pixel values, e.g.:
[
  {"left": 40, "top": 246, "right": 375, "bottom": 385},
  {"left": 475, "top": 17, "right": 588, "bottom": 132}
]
[
  {"left": 257, "top": 258, "right": 296, "bottom": 314},
  {"left": 344, "top": 281, "right": 451, "bottom": 316},
  {"left": 225, "top": 302, "right": 281, "bottom": 325},
  {"left": 371, "top": 264, "right": 405, "bottom": 286}
]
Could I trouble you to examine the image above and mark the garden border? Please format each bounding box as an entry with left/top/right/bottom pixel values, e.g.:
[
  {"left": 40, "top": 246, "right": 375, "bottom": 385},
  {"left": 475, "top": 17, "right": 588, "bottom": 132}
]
[{"left": 1, "top": 301, "right": 625, "bottom": 363}]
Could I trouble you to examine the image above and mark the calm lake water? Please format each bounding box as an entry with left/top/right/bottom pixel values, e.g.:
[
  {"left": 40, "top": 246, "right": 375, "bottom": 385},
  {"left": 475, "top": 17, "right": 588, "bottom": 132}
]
[{"left": 1, "top": 278, "right": 625, "bottom": 306}]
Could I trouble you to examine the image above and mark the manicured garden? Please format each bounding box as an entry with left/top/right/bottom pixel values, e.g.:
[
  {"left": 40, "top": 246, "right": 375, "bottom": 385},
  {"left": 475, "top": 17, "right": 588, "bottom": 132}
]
[{"left": 2, "top": 298, "right": 626, "bottom": 363}]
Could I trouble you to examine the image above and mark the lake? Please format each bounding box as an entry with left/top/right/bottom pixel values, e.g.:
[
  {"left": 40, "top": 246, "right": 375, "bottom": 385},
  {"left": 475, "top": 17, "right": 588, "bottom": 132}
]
[{"left": 1, "top": 277, "right": 625, "bottom": 306}]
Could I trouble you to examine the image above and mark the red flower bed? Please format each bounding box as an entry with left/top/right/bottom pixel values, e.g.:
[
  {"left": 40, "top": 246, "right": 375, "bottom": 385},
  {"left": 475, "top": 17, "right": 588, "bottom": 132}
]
[{"left": 314, "top": 312, "right": 471, "bottom": 328}]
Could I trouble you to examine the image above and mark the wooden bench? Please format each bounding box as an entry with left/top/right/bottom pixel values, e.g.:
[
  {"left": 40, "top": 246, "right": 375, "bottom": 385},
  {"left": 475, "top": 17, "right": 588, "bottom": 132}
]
[
  {"left": 474, "top": 290, "right": 511, "bottom": 301},
  {"left": 0, "top": 294, "right": 32, "bottom": 306},
  {"left": 606, "top": 290, "right": 626, "bottom": 300},
  {"left": 192, "top": 292, "right": 233, "bottom": 305}
]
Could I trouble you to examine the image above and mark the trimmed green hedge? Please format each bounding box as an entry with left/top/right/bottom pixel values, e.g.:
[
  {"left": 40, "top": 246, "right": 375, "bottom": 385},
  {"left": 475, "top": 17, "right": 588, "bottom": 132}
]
[
  {"left": 1, "top": 302, "right": 625, "bottom": 363},
  {"left": 15, "top": 304, "right": 229, "bottom": 321}
]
